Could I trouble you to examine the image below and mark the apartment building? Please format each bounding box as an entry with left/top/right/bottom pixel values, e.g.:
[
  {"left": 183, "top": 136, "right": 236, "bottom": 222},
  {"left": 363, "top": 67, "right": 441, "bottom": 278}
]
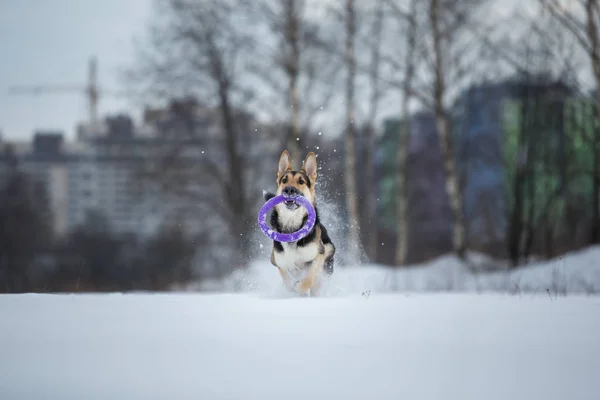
[
  {"left": 375, "top": 78, "right": 575, "bottom": 260},
  {"left": 1, "top": 96, "right": 279, "bottom": 239},
  {"left": 71, "top": 115, "right": 175, "bottom": 236},
  {"left": 0, "top": 126, "right": 166, "bottom": 238}
]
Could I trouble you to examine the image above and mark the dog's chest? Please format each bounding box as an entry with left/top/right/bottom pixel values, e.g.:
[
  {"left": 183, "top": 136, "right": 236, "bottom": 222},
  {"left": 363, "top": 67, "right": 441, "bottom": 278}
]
[
  {"left": 274, "top": 241, "right": 320, "bottom": 273},
  {"left": 277, "top": 207, "right": 306, "bottom": 232}
]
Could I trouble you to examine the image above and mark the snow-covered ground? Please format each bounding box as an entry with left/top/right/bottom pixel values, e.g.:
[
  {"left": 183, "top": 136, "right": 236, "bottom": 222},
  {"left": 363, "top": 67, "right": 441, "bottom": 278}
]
[
  {"left": 0, "top": 292, "right": 599, "bottom": 400},
  {"left": 196, "top": 245, "right": 600, "bottom": 296},
  {"left": 2, "top": 247, "right": 599, "bottom": 399}
]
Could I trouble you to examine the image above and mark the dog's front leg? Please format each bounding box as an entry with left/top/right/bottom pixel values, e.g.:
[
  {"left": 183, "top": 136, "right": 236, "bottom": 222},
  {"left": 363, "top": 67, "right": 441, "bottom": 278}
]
[
  {"left": 293, "top": 258, "right": 322, "bottom": 295},
  {"left": 278, "top": 268, "right": 296, "bottom": 292}
]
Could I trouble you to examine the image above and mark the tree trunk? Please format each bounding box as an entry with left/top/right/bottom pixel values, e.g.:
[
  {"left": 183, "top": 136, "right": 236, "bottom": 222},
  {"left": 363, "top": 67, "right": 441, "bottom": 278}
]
[
  {"left": 395, "top": 115, "right": 410, "bottom": 266},
  {"left": 285, "top": 0, "right": 302, "bottom": 164},
  {"left": 592, "top": 128, "right": 600, "bottom": 243},
  {"left": 364, "top": 124, "right": 378, "bottom": 261},
  {"left": 586, "top": 0, "right": 600, "bottom": 244},
  {"left": 508, "top": 97, "right": 529, "bottom": 267},
  {"left": 395, "top": 0, "right": 417, "bottom": 266},
  {"left": 430, "top": 0, "right": 466, "bottom": 259},
  {"left": 344, "top": 0, "right": 361, "bottom": 260},
  {"left": 215, "top": 62, "right": 248, "bottom": 267},
  {"left": 522, "top": 95, "right": 538, "bottom": 261},
  {"left": 288, "top": 64, "right": 301, "bottom": 164},
  {"left": 435, "top": 114, "right": 466, "bottom": 259},
  {"left": 365, "top": 0, "right": 384, "bottom": 262}
]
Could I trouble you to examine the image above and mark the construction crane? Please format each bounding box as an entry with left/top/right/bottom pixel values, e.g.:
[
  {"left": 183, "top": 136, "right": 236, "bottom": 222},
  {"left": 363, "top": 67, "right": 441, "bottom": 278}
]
[{"left": 7, "top": 56, "right": 129, "bottom": 127}]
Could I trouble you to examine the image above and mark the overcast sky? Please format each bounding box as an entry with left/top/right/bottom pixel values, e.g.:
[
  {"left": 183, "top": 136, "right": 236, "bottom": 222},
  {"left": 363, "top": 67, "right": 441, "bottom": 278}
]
[
  {"left": 0, "top": 0, "right": 153, "bottom": 141},
  {"left": 0, "top": 0, "right": 543, "bottom": 143}
]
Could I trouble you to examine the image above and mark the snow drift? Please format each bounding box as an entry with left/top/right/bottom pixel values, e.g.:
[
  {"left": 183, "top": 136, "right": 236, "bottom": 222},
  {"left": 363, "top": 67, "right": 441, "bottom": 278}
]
[{"left": 195, "top": 246, "right": 600, "bottom": 296}]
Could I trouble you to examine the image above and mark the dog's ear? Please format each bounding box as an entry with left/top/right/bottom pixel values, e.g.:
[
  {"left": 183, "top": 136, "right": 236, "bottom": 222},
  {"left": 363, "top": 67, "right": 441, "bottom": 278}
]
[
  {"left": 302, "top": 152, "right": 317, "bottom": 182},
  {"left": 277, "top": 150, "right": 292, "bottom": 179}
]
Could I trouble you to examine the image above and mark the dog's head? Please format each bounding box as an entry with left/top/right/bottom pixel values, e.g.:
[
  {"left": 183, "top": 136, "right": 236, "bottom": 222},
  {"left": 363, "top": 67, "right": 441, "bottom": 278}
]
[{"left": 275, "top": 150, "right": 317, "bottom": 211}]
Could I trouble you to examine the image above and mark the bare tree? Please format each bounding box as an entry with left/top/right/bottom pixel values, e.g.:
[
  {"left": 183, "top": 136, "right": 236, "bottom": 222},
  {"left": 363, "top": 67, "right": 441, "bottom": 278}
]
[
  {"left": 380, "top": 0, "right": 491, "bottom": 262},
  {"left": 244, "top": 0, "right": 342, "bottom": 165},
  {"left": 387, "top": 0, "right": 418, "bottom": 266},
  {"left": 344, "top": 0, "right": 361, "bottom": 260},
  {"left": 430, "top": 0, "right": 463, "bottom": 259},
  {"left": 466, "top": 3, "right": 585, "bottom": 264},
  {"left": 404, "top": 0, "right": 493, "bottom": 260},
  {"left": 126, "top": 0, "right": 255, "bottom": 270},
  {"left": 540, "top": 0, "right": 600, "bottom": 244},
  {"left": 363, "top": 0, "right": 385, "bottom": 262},
  {"left": 277, "top": 0, "right": 302, "bottom": 162}
]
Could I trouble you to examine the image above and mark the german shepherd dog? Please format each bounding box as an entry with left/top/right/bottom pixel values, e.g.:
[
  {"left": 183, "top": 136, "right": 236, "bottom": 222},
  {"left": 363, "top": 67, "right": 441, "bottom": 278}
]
[{"left": 263, "top": 150, "right": 335, "bottom": 296}]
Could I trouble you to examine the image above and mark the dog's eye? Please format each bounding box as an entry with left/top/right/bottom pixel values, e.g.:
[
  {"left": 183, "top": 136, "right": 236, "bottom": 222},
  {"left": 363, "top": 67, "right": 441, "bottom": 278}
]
[
  {"left": 281, "top": 177, "right": 288, "bottom": 184},
  {"left": 298, "top": 179, "right": 305, "bottom": 185}
]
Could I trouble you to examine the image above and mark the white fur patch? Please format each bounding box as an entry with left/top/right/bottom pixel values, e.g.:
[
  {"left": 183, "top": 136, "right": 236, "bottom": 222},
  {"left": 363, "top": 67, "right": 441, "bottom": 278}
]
[
  {"left": 275, "top": 205, "right": 307, "bottom": 232},
  {"left": 273, "top": 204, "right": 319, "bottom": 280},
  {"left": 273, "top": 241, "right": 320, "bottom": 281}
]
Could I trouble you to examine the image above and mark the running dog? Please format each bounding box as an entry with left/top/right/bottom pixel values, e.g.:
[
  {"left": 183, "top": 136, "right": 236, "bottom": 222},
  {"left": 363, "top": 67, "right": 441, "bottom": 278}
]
[{"left": 263, "top": 150, "right": 335, "bottom": 296}]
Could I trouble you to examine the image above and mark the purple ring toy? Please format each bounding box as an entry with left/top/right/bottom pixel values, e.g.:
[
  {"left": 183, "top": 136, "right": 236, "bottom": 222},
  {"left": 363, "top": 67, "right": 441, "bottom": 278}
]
[{"left": 258, "top": 195, "right": 316, "bottom": 242}]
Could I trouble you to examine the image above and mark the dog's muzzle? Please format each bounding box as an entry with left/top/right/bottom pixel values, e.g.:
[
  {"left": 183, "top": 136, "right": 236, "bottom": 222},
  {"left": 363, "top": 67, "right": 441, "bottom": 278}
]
[{"left": 282, "top": 186, "right": 302, "bottom": 209}]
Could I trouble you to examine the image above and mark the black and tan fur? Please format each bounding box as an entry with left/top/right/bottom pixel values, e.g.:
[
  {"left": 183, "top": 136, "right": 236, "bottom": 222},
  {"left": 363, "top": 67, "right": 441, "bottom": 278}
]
[{"left": 263, "top": 150, "right": 335, "bottom": 296}]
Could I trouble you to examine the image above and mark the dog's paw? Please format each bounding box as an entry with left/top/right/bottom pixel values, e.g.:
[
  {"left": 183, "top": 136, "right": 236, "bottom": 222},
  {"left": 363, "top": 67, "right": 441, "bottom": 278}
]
[{"left": 293, "top": 280, "right": 311, "bottom": 295}]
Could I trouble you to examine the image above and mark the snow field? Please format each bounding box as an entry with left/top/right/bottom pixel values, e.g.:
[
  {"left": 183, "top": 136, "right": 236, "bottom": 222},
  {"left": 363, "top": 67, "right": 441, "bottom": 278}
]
[{"left": 1, "top": 292, "right": 599, "bottom": 400}]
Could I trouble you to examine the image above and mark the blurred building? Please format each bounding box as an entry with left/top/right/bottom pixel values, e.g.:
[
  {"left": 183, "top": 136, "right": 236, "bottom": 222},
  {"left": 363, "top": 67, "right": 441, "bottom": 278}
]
[
  {"left": 68, "top": 133, "right": 164, "bottom": 236},
  {"left": 0, "top": 117, "right": 177, "bottom": 238},
  {"left": 376, "top": 77, "right": 574, "bottom": 261},
  {"left": 376, "top": 112, "right": 453, "bottom": 263},
  {"left": 73, "top": 109, "right": 212, "bottom": 237},
  {"left": 0, "top": 97, "right": 280, "bottom": 241},
  {"left": 454, "top": 79, "right": 571, "bottom": 253}
]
